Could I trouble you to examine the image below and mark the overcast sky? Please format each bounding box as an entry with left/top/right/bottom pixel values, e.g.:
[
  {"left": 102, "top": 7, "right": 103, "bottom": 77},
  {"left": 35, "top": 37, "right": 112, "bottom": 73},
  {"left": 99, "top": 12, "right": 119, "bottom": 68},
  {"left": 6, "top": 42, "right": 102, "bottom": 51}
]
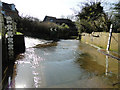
[{"left": 1, "top": 0, "right": 119, "bottom": 21}]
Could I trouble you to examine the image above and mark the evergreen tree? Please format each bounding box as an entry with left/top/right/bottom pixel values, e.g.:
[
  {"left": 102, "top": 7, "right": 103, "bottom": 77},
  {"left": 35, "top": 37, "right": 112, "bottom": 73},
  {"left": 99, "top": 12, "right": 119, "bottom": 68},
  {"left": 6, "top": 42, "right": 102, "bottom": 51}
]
[
  {"left": 113, "top": 1, "right": 120, "bottom": 32},
  {"left": 76, "top": 2, "right": 111, "bottom": 33}
]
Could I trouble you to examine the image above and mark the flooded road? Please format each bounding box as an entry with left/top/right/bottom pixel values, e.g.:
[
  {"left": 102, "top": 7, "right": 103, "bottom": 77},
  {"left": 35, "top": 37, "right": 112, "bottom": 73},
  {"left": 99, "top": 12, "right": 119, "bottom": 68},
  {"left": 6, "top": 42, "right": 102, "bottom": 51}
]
[{"left": 11, "top": 37, "right": 119, "bottom": 88}]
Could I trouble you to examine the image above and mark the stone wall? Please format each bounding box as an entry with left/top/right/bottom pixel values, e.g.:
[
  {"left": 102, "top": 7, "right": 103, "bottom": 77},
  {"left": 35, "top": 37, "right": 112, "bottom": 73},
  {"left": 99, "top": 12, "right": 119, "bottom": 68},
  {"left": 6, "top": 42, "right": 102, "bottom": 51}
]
[{"left": 81, "top": 32, "right": 120, "bottom": 53}]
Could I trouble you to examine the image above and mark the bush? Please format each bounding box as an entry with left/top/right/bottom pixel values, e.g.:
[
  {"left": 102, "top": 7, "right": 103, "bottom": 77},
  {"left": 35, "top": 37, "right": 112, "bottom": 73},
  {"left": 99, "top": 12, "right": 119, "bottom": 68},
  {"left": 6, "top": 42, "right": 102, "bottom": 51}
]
[{"left": 16, "top": 16, "right": 72, "bottom": 39}]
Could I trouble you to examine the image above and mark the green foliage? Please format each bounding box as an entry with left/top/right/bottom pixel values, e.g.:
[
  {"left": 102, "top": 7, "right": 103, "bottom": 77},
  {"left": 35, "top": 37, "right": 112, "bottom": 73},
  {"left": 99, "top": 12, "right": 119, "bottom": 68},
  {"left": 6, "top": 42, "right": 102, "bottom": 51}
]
[
  {"left": 77, "top": 2, "right": 103, "bottom": 21},
  {"left": 76, "top": 2, "right": 111, "bottom": 33},
  {"left": 114, "top": 1, "right": 120, "bottom": 13},
  {"left": 16, "top": 16, "right": 72, "bottom": 39},
  {"left": 16, "top": 32, "right": 23, "bottom": 35},
  {"left": 64, "top": 24, "right": 69, "bottom": 29},
  {"left": 112, "top": 1, "right": 120, "bottom": 33},
  {"left": 76, "top": 19, "right": 93, "bottom": 33},
  {"left": 57, "top": 23, "right": 69, "bottom": 30}
]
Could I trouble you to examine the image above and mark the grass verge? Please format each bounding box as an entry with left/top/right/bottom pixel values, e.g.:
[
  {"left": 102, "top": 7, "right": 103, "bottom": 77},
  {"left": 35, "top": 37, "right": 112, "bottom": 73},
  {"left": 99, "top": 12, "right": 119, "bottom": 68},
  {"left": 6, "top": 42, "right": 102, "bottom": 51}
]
[{"left": 16, "top": 32, "right": 23, "bottom": 35}]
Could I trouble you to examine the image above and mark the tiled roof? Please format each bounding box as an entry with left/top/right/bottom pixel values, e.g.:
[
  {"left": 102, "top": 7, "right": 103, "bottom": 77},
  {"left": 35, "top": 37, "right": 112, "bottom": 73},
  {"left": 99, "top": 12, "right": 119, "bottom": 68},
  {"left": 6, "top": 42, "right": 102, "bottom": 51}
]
[
  {"left": 1, "top": 2, "right": 19, "bottom": 18},
  {"left": 2, "top": 2, "right": 12, "bottom": 11}
]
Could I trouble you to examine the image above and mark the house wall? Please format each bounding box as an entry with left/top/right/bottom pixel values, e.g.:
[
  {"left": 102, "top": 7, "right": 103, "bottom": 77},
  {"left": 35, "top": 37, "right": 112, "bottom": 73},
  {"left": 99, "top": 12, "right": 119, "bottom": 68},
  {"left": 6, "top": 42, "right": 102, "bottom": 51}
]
[
  {"left": 1, "top": 2, "right": 18, "bottom": 18},
  {"left": 81, "top": 32, "right": 120, "bottom": 53},
  {"left": 43, "top": 16, "right": 56, "bottom": 22},
  {"left": 43, "top": 16, "right": 73, "bottom": 25},
  {"left": 4, "top": 10, "right": 18, "bottom": 18},
  {"left": 0, "top": 13, "right": 2, "bottom": 33}
]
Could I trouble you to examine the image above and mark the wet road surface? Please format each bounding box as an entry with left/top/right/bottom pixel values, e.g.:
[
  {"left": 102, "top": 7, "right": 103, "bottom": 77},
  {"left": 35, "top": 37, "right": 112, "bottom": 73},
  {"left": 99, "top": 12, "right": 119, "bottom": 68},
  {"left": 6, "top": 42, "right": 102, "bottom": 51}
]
[{"left": 11, "top": 37, "right": 119, "bottom": 88}]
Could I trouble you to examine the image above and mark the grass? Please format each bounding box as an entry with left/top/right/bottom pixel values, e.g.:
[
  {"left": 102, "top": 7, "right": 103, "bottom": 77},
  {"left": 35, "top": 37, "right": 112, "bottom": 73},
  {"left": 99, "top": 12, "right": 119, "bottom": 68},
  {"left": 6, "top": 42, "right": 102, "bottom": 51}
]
[
  {"left": 16, "top": 32, "right": 22, "bottom": 35},
  {"left": 0, "top": 32, "right": 23, "bottom": 36}
]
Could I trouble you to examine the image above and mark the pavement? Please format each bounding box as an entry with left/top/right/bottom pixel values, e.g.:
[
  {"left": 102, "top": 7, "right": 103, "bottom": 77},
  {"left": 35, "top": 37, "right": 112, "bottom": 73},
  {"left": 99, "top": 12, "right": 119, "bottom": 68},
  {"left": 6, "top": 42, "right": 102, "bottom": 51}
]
[
  {"left": 98, "top": 49, "right": 120, "bottom": 61},
  {"left": 85, "top": 42, "right": 120, "bottom": 61}
]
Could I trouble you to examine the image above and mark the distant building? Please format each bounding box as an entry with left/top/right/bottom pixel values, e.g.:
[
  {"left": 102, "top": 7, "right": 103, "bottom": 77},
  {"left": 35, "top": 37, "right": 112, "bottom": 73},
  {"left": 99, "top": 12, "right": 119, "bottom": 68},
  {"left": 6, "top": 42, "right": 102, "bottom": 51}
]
[
  {"left": 43, "top": 16, "right": 78, "bottom": 36},
  {"left": 43, "top": 16, "right": 57, "bottom": 23},
  {"left": 0, "top": 1, "right": 19, "bottom": 18},
  {"left": 43, "top": 16, "right": 75, "bottom": 26}
]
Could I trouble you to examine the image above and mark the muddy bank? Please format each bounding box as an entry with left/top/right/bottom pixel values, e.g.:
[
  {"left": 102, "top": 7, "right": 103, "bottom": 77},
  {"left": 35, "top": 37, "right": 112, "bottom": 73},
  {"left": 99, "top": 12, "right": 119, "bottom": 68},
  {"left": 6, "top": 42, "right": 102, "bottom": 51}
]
[
  {"left": 33, "top": 42, "right": 57, "bottom": 48},
  {"left": 76, "top": 42, "right": 119, "bottom": 87}
]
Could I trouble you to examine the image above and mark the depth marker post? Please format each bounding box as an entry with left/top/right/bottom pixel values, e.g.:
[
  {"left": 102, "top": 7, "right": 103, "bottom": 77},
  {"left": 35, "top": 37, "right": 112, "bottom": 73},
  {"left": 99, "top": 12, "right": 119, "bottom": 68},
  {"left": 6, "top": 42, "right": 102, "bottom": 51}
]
[{"left": 106, "top": 24, "right": 113, "bottom": 51}]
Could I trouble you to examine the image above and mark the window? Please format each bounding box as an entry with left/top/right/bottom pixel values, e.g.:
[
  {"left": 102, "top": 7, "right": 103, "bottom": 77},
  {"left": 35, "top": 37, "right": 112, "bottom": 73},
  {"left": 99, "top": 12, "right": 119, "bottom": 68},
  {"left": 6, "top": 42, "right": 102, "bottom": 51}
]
[
  {"left": 0, "top": 1, "right": 2, "bottom": 7},
  {"left": 50, "top": 19, "right": 53, "bottom": 22},
  {"left": 1, "top": 11, "right": 5, "bottom": 15},
  {"left": 11, "top": 4, "right": 15, "bottom": 11}
]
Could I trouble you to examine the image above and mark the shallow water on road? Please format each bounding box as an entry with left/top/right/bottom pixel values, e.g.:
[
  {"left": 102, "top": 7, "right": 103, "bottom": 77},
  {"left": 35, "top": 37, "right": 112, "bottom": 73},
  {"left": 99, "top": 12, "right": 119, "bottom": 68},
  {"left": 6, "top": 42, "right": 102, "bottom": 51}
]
[{"left": 11, "top": 37, "right": 119, "bottom": 88}]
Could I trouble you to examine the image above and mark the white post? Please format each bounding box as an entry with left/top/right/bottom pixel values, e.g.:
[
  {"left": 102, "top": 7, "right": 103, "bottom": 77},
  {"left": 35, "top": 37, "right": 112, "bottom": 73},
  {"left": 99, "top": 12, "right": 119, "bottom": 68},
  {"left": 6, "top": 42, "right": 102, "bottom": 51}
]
[
  {"left": 105, "top": 51, "right": 109, "bottom": 76},
  {"left": 8, "top": 76, "right": 11, "bottom": 88},
  {"left": 106, "top": 24, "right": 113, "bottom": 51},
  {"left": 6, "top": 16, "right": 14, "bottom": 60}
]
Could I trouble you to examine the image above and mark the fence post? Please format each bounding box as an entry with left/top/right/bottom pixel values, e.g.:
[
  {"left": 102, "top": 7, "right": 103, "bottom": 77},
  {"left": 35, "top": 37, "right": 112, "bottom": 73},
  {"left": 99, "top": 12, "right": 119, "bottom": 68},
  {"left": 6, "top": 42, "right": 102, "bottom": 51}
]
[{"left": 106, "top": 24, "right": 113, "bottom": 51}]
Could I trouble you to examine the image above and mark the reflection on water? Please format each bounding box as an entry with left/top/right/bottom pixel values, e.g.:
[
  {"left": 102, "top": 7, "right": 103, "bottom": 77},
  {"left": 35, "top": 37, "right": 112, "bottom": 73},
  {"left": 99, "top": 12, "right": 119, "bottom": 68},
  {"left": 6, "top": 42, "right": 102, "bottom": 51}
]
[
  {"left": 105, "top": 51, "right": 109, "bottom": 76},
  {"left": 77, "top": 42, "right": 118, "bottom": 87},
  {"left": 14, "top": 47, "right": 44, "bottom": 88},
  {"left": 25, "top": 37, "right": 50, "bottom": 48},
  {"left": 12, "top": 37, "right": 119, "bottom": 88},
  {"left": 8, "top": 77, "right": 11, "bottom": 88}
]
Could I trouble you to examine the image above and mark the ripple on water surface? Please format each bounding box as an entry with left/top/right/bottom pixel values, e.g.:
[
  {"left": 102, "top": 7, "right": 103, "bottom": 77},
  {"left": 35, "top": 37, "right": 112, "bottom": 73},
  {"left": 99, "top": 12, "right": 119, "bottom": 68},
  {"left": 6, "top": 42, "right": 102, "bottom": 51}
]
[{"left": 12, "top": 38, "right": 119, "bottom": 88}]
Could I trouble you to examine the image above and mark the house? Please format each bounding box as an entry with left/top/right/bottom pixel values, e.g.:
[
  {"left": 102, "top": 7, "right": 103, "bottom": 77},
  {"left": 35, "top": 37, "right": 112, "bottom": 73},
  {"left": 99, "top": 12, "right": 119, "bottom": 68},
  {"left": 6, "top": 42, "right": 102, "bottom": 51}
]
[
  {"left": 43, "top": 16, "right": 57, "bottom": 23},
  {"left": 43, "top": 16, "right": 75, "bottom": 26},
  {"left": 43, "top": 16, "right": 78, "bottom": 36},
  {"left": 0, "top": 1, "right": 19, "bottom": 18}
]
